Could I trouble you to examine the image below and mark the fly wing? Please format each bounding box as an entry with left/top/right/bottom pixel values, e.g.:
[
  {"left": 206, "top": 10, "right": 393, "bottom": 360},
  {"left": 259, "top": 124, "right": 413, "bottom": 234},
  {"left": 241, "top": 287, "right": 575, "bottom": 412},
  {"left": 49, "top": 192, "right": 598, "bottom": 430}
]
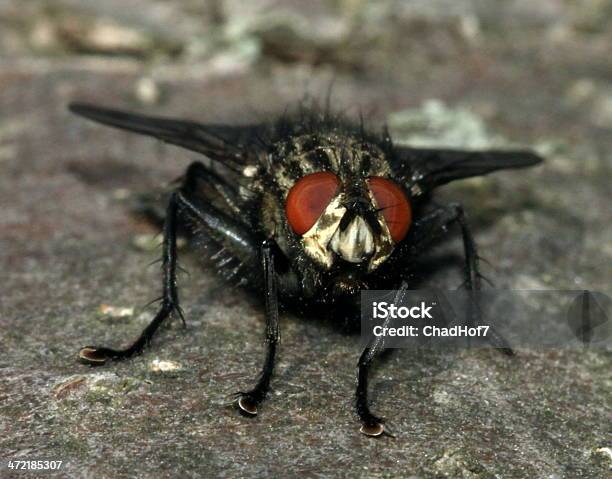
[
  {"left": 68, "top": 102, "right": 266, "bottom": 165},
  {"left": 395, "top": 146, "right": 543, "bottom": 192}
]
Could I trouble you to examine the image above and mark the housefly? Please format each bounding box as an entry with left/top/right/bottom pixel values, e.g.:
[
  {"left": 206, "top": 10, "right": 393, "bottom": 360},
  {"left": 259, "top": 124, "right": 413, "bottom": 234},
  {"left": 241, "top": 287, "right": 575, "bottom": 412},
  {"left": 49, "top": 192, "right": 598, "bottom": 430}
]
[{"left": 69, "top": 102, "right": 542, "bottom": 436}]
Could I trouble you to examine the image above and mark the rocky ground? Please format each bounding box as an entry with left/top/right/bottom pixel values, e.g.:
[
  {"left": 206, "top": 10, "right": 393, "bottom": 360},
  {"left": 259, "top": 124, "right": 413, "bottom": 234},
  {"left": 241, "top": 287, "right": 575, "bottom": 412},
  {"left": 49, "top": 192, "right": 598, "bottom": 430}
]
[{"left": 1, "top": 1, "right": 611, "bottom": 477}]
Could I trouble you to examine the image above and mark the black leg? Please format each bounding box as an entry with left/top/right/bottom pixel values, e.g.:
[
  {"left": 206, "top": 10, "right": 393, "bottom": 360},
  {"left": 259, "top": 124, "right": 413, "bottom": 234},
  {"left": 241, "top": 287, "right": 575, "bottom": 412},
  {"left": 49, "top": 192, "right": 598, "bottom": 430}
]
[
  {"left": 236, "top": 239, "right": 280, "bottom": 416},
  {"left": 78, "top": 161, "right": 260, "bottom": 366},
  {"left": 406, "top": 203, "right": 514, "bottom": 353},
  {"left": 356, "top": 283, "right": 408, "bottom": 437},
  {"left": 182, "top": 161, "right": 242, "bottom": 216},
  {"left": 451, "top": 204, "right": 514, "bottom": 355},
  {"left": 79, "top": 192, "right": 182, "bottom": 365},
  {"left": 355, "top": 204, "right": 515, "bottom": 436}
]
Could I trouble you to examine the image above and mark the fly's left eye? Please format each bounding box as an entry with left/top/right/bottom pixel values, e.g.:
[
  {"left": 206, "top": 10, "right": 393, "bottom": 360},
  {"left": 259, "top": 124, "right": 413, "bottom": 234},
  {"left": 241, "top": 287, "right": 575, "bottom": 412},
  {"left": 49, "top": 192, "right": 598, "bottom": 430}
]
[
  {"left": 367, "top": 177, "right": 412, "bottom": 242},
  {"left": 285, "top": 171, "right": 341, "bottom": 235}
]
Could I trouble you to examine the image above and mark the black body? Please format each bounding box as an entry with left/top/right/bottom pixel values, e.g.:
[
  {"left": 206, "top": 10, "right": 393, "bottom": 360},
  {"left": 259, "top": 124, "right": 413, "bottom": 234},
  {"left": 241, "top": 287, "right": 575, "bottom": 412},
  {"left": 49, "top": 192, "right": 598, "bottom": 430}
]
[{"left": 69, "top": 102, "right": 542, "bottom": 436}]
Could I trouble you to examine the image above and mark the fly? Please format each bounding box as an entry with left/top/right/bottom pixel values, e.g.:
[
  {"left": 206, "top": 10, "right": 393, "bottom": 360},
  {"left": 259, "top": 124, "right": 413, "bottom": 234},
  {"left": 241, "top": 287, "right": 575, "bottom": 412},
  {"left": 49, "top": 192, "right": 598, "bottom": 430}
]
[{"left": 69, "top": 102, "right": 543, "bottom": 437}]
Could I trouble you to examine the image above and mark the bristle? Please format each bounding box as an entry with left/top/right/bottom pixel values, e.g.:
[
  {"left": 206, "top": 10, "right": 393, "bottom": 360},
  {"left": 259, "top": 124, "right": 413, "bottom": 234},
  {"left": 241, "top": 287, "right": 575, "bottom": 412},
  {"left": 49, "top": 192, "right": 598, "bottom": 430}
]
[{"left": 270, "top": 103, "right": 384, "bottom": 148}]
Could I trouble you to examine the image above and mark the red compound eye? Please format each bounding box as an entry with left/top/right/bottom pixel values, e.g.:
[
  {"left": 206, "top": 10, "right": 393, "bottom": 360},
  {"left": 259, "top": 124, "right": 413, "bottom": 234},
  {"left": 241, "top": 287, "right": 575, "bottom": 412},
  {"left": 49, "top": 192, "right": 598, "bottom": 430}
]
[
  {"left": 367, "top": 177, "right": 412, "bottom": 242},
  {"left": 286, "top": 171, "right": 341, "bottom": 235}
]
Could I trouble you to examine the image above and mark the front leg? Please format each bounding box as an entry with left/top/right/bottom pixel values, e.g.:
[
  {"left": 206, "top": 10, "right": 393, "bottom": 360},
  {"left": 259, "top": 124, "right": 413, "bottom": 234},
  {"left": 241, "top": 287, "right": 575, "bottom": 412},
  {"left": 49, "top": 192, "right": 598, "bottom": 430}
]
[
  {"left": 356, "top": 283, "right": 408, "bottom": 437},
  {"left": 355, "top": 204, "right": 515, "bottom": 436},
  {"left": 78, "top": 161, "right": 260, "bottom": 365},
  {"left": 79, "top": 192, "right": 183, "bottom": 365},
  {"left": 236, "top": 239, "right": 280, "bottom": 416}
]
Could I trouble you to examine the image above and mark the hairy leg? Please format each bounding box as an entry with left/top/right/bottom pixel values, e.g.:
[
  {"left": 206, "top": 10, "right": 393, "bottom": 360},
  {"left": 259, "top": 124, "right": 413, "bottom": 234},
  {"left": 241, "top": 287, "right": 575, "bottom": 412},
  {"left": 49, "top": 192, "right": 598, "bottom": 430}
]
[
  {"left": 451, "top": 203, "right": 514, "bottom": 355},
  {"left": 236, "top": 239, "right": 280, "bottom": 416},
  {"left": 79, "top": 192, "right": 182, "bottom": 365},
  {"left": 405, "top": 203, "right": 513, "bottom": 353},
  {"left": 78, "top": 161, "right": 259, "bottom": 365},
  {"left": 355, "top": 203, "right": 514, "bottom": 436},
  {"left": 356, "top": 283, "right": 408, "bottom": 437}
]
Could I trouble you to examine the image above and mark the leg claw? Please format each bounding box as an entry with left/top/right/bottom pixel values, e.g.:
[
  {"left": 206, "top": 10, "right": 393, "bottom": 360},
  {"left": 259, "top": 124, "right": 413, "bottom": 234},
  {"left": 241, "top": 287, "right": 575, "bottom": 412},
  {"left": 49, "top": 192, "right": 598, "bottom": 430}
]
[
  {"left": 236, "top": 394, "right": 258, "bottom": 416},
  {"left": 359, "top": 422, "right": 385, "bottom": 437},
  {"left": 78, "top": 346, "right": 108, "bottom": 366}
]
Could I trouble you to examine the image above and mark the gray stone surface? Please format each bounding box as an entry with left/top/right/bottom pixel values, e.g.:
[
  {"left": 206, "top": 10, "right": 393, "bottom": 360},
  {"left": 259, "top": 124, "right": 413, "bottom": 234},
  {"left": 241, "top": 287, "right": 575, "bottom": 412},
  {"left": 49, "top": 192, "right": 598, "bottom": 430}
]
[{"left": 1, "top": 1, "right": 610, "bottom": 477}]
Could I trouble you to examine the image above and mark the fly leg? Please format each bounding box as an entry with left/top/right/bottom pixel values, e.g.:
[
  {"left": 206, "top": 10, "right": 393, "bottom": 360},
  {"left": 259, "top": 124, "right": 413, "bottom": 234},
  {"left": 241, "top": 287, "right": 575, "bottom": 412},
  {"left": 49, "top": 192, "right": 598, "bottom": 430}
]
[
  {"left": 78, "top": 192, "right": 183, "bottom": 365},
  {"left": 451, "top": 203, "right": 514, "bottom": 355},
  {"left": 78, "top": 161, "right": 259, "bottom": 365},
  {"left": 235, "top": 239, "right": 280, "bottom": 416},
  {"left": 404, "top": 203, "right": 513, "bottom": 353},
  {"left": 355, "top": 204, "right": 516, "bottom": 436},
  {"left": 356, "top": 283, "right": 408, "bottom": 437}
]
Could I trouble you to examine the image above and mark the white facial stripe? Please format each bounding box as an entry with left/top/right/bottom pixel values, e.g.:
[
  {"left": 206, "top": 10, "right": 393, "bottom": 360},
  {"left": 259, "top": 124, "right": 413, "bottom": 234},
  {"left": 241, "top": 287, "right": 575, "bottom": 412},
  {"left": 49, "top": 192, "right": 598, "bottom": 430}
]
[
  {"left": 301, "top": 194, "right": 347, "bottom": 268},
  {"left": 300, "top": 191, "right": 396, "bottom": 271},
  {"left": 330, "top": 216, "right": 374, "bottom": 263}
]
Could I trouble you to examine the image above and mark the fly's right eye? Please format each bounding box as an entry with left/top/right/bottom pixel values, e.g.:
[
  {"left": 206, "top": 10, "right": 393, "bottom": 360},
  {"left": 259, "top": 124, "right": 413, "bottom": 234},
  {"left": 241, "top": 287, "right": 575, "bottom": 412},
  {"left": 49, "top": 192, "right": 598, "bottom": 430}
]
[
  {"left": 285, "top": 172, "right": 341, "bottom": 235},
  {"left": 367, "top": 177, "right": 412, "bottom": 243}
]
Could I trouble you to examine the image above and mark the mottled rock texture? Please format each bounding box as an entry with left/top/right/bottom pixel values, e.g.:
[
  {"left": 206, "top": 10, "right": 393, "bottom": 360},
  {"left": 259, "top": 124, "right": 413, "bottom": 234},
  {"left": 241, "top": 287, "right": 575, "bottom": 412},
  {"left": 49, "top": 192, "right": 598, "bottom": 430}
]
[{"left": 1, "top": 1, "right": 610, "bottom": 477}]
